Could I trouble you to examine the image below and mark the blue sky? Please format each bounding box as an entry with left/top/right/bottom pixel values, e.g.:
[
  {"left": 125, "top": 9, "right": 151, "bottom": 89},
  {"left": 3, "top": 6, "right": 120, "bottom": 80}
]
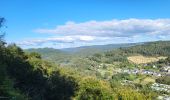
[{"left": 1, "top": 0, "right": 170, "bottom": 49}]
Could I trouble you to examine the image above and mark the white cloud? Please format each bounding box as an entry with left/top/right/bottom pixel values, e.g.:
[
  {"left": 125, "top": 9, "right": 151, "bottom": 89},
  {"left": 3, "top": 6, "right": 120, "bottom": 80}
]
[
  {"left": 69, "top": 35, "right": 96, "bottom": 41},
  {"left": 34, "top": 19, "right": 170, "bottom": 37},
  {"left": 17, "top": 35, "right": 96, "bottom": 46},
  {"left": 18, "top": 18, "right": 170, "bottom": 48}
]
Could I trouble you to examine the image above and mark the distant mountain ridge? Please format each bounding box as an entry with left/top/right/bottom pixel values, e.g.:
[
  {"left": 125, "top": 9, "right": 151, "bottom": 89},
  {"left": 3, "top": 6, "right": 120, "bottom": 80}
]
[
  {"left": 61, "top": 43, "right": 139, "bottom": 53},
  {"left": 25, "top": 43, "right": 139, "bottom": 56},
  {"left": 25, "top": 41, "right": 170, "bottom": 56},
  {"left": 25, "top": 43, "right": 139, "bottom": 63},
  {"left": 25, "top": 41, "right": 170, "bottom": 64}
]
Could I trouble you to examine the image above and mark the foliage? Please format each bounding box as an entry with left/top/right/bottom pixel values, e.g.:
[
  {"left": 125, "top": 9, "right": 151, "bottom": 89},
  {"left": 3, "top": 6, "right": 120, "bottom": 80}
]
[
  {"left": 112, "top": 73, "right": 137, "bottom": 81},
  {"left": 45, "top": 71, "right": 78, "bottom": 100},
  {"left": 113, "top": 87, "right": 148, "bottom": 100},
  {"left": 88, "top": 41, "right": 170, "bottom": 64},
  {"left": 156, "top": 76, "right": 170, "bottom": 85},
  {"left": 75, "top": 77, "right": 114, "bottom": 100}
]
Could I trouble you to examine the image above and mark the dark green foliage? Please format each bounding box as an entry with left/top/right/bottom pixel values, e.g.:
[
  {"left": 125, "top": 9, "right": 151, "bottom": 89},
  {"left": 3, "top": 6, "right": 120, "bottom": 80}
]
[
  {"left": 0, "top": 43, "right": 79, "bottom": 100},
  {"left": 28, "top": 52, "right": 41, "bottom": 59},
  {"left": 152, "top": 56, "right": 170, "bottom": 67},
  {"left": 0, "top": 47, "right": 26, "bottom": 98},
  {"left": 123, "top": 41, "right": 170, "bottom": 56},
  {"left": 112, "top": 73, "right": 136, "bottom": 81},
  {"left": 87, "top": 41, "right": 170, "bottom": 65},
  {"left": 0, "top": 44, "right": 47, "bottom": 99},
  {"left": 156, "top": 76, "right": 170, "bottom": 85},
  {"left": 104, "top": 49, "right": 128, "bottom": 63},
  {"left": 165, "top": 56, "right": 170, "bottom": 63},
  {"left": 75, "top": 77, "right": 114, "bottom": 100},
  {"left": 45, "top": 71, "right": 78, "bottom": 100}
]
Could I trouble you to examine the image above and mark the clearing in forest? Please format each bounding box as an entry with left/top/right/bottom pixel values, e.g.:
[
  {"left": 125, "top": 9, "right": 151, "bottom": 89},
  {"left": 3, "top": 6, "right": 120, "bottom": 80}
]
[{"left": 127, "top": 55, "right": 166, "bottom": 64}]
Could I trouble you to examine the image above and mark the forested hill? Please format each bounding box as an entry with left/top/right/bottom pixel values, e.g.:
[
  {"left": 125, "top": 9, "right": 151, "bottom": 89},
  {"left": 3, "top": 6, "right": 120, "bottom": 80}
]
[
  {"left": 26, "top": 43, "right": 138, "bottom": 56},
  {"left": 25, "top": 48, "right": 67, "bottom": 59},
  {"left": 25, "top": 43, "right": 138, "bottom": 63},
  {"left": 26, "top": 41, "right": 170, "bottom": 57},
  {"left": 129, "top": 41, "right": 170, "bottom": 56},
  {"left": 0, "top": 42, "right": 158, "bottom": 100},
  {"left": 89, "top": 41, "right": 170, "bottom": 64},
  {"left": 26, "top": 48, "right": 63, "bottom": 54},
  {"left": 25, "top": 41, "right": 170, "bottom": 64},
  {"left": 61, "top": 43, "right": 138, "bottom": 54},
  {"left": 117, "top": 41, "right": 170, "bottom": 56},
  {"left": 25, "top": 48, "right": 70, "bottom": 63}
]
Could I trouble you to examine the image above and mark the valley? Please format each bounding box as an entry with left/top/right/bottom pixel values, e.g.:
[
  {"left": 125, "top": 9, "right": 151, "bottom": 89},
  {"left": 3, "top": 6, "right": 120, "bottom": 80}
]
[
  {"left": 1, "top": 1, "right": 170, "bottom": 98},
  {"left": 26, "top": 41, "right": 170, "bottom": 99}
]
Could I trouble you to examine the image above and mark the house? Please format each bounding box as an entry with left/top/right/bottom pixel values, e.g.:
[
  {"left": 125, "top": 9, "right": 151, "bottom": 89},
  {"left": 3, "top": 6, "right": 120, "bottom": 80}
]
[
  {"left": 153, "top": 65, "right": 157, "bottom": 68},
  {"left": 151, "top": 83, "right": 170, "bottom": 93}
]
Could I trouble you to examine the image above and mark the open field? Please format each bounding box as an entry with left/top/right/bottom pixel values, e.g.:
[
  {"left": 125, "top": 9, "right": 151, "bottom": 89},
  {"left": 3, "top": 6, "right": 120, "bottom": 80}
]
[{"left": 127, "top": 55, "right": 167, "bottom": 64}]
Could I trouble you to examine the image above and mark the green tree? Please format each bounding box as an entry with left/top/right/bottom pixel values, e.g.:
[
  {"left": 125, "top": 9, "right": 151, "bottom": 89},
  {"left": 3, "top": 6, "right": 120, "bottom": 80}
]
[
  {"left": 45, "top": 71, "right": 78, "bottom": 100},
  {"left": 75, "top": 77, "right": 114, "bottom": 100}
]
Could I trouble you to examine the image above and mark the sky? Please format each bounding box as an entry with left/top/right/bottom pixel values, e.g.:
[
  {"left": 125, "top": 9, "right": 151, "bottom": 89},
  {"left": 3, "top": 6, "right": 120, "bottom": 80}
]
[{"left": 1, "top": 0, "right": 170, "bottom": 49}]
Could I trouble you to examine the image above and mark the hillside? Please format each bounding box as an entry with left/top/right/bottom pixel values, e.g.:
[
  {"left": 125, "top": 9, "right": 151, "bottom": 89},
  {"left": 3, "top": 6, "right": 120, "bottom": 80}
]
[
  {"left": 25, "top": 48, "right": 67, "bottom": 57},
  {"left": 61, "top": 43, "right": 138, "bottom": 54},
  {"left": 25, "top": 41, "right": 170, "bottom": 66},
  {"left": 0, "top": 41, "right": 156, "bottom": 100},
  {"left": 1, "top": 40, "right": 170, "bottom": 100},
  {"left": 25, "top": 43, "right": 138, "bottom": 64},
  {"left": 123, "top": 41, "right": 170, "bottom": 56},
  {"left": 26, "top": 43, "right": 138, "bottom": 54},
  {"left": 2, "top": 0, "right": 170, "bottom": 99},
  {"left": 25, "top": 48, "right": 70, "bottom": 63}
]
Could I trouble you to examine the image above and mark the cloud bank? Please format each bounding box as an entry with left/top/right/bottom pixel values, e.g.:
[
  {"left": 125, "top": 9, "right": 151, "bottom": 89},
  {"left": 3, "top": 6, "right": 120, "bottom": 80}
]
[
  {"left": 18, "top": 19, "right": 170, "bottom": 48},
  {"left": 35, "top": 19, "right": 170, "bottom": 37},
  {"left": 17, "top": 35, "right": 97, "bottom": 45}
]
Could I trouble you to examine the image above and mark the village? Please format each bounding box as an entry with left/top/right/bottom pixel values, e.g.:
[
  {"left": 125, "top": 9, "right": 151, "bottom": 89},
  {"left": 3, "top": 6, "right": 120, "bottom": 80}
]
[{"left": 122, "top": 64, "right": 170, "bottom": 76}]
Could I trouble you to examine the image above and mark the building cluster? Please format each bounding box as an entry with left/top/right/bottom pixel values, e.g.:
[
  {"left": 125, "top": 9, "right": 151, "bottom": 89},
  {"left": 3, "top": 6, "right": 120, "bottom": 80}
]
[
  {"left": 122, "top": 69, "right": 162, "bottom": 77},
  {"left": 151, "top": 83, "right": 170, "bottom": 93},
  {"left": 158, "top": 95, "right": 170, "bottom": 100},
  {"left": 161, "top": 66, "right": 170, "bottom": 73}
]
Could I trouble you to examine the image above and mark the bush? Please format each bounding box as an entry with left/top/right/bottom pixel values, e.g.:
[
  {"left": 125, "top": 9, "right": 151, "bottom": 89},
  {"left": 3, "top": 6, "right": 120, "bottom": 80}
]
[
  {"left": 75, "top": 77, "right": 114, "bottom": 100},
  {"left": 156, "top": 76, "right": 170, "bottom": 85}
]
